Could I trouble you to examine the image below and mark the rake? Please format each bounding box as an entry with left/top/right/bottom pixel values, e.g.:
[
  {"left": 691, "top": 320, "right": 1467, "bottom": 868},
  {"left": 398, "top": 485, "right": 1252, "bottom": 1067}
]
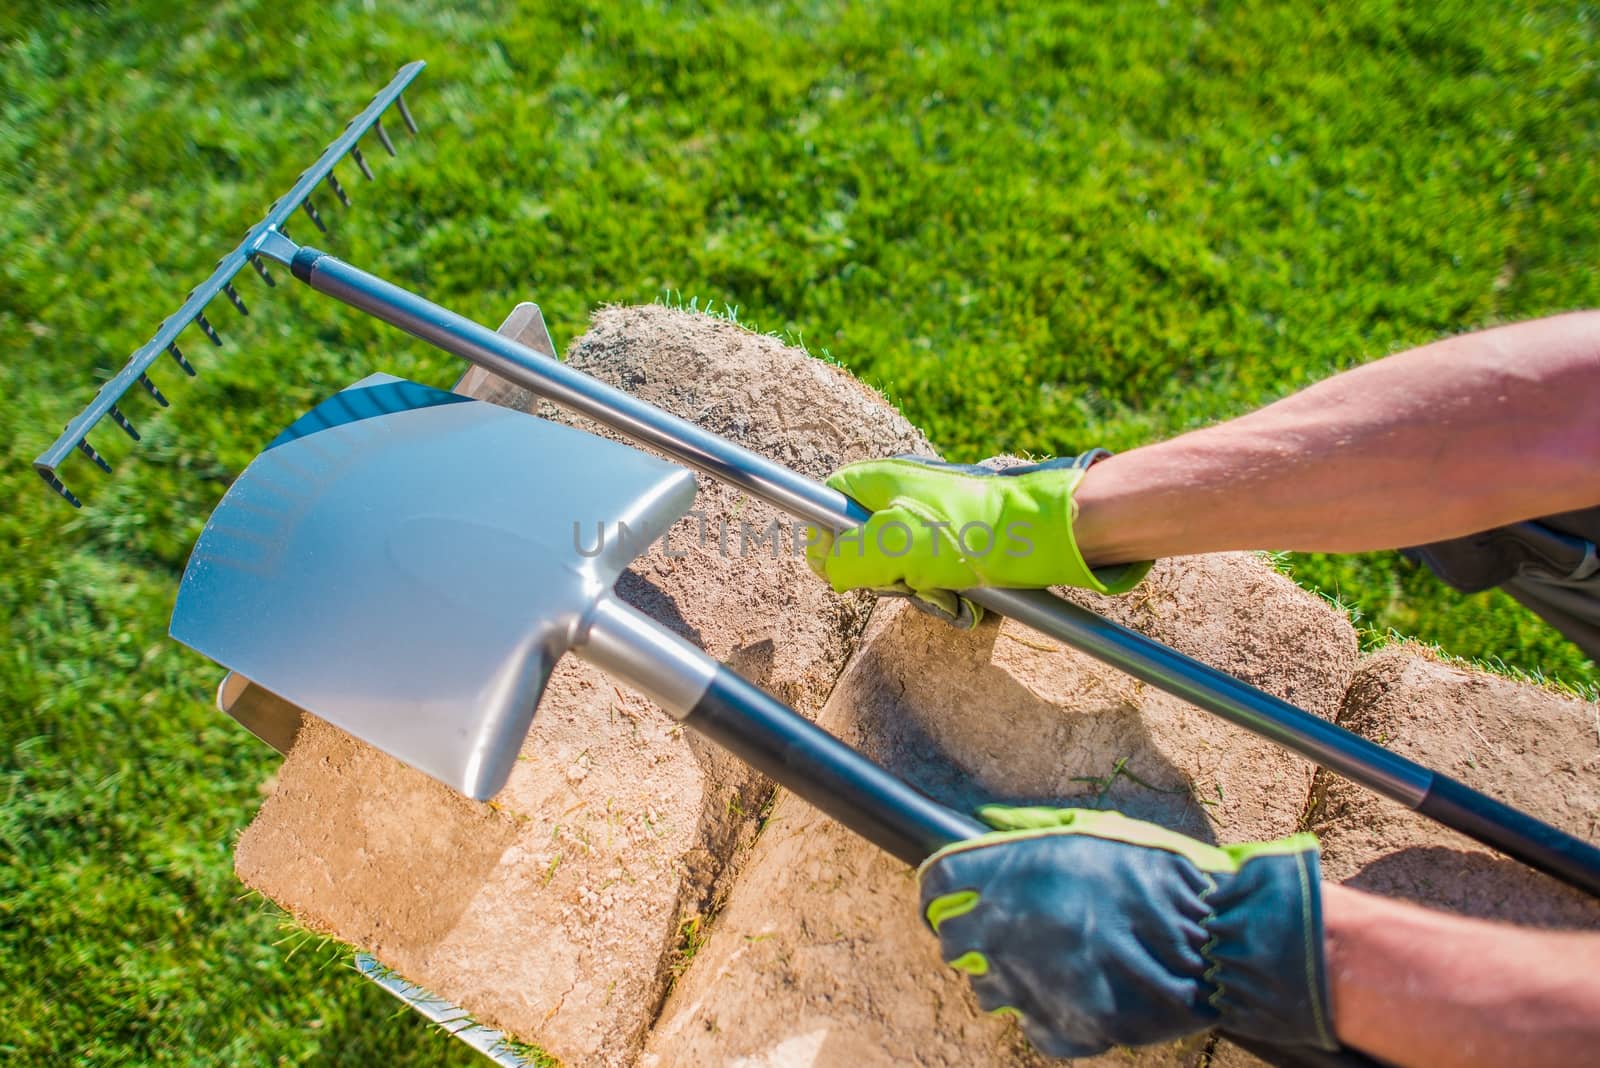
[
  {"left": 36, "top": 62, "right": 1600, "bottom": 905},
  {"left": 33, "top": 62, "right": 422, "bottom": 507}
]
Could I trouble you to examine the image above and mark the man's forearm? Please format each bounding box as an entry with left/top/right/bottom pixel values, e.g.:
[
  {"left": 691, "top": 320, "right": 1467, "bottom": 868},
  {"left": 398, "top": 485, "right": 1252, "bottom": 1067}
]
[
  {"left": 1323, "top": 883, "right": 1600, "bottom": 1067},
  {"left": 1072, "top": 312, "right": 1600, "bottom": 565}
]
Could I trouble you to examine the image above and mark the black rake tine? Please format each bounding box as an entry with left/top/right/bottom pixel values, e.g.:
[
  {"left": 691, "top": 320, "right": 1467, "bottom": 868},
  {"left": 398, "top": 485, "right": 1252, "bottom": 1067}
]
[
  {"left": 374, "top": 117, "right": 397, "bottom": 157},
  {"left": 167, "top": 342, "right": 197, "bottom": 376},
  {"left": 351, "top": 144, "right": 375, "bottom": 180},
  {"left": 249, "top": 254, "right": 277, "bottom": 288},
  {"left": 396, "top": 94, "right": 418, "bottom": 135},
  {"left": 77, "top": 438, "right": 112, "bottom": 474},
  {"left": 34, "top": 61, "right": 429, "bottom": 509},
  {"left": 107, "top": 405, "right": 140, "bottom": 441},
  {"left": 137, "top": 372, "right": 170, "bottom": 407},
  {"left": 301, "top": 197, "right": 329, "bottom": 234},
  {"left": 326, "top": 171, "right": 351, "bottom": 207},
  {"left": 39, "top": 470, "right": 82, "bottom": 508},
  {"left": 195, "top": 312, "right": 223, "bottom": 347}
]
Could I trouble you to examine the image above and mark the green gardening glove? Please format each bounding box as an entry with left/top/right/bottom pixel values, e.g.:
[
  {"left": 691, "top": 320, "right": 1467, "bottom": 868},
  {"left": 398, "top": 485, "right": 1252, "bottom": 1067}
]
[
  {"left": 806, "top": 453, "right": 1151, "bottom": 627},
  {"left": 918, "top": 806, "right": 1339, "bottom": 1058}
]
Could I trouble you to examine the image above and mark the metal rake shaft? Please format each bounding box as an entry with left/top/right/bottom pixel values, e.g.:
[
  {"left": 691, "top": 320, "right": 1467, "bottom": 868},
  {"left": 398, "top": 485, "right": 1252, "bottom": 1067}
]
[
  {"left": 270, "top": 233, "right": 1600, "bottom": 902},
  {"left": 33, "top": 61, "right": 425, "bottom": 507}
]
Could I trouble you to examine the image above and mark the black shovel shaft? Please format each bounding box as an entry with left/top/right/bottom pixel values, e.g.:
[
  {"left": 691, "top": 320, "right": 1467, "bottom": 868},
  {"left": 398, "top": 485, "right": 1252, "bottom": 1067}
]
[
  {"left": 286, "top": 243, "right": 1600, "bottom": 900},
  {"left": 583, "top": 601, "right": 1381, "bottom": 1068},
  {"left": 688, "top": 668, "right": 987, "bottom": 865},
  {"left": 578, "top": 594, "right": 985, "bottom": 865},
  {"left": 674, "top": 672, "right": 1497, "bottom": 1067}
]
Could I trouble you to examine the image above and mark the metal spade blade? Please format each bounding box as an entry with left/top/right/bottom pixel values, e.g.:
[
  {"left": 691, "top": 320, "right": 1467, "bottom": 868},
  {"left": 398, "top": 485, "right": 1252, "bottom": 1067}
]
[{"left": 170, "top": 372, "right": 697, "bottom": 800}]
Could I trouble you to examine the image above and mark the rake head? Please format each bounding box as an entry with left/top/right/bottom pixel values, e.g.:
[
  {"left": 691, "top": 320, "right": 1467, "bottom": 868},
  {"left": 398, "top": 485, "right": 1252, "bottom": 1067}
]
[{"left": 34, "top": 61, "right": 427, "bottom": 508}]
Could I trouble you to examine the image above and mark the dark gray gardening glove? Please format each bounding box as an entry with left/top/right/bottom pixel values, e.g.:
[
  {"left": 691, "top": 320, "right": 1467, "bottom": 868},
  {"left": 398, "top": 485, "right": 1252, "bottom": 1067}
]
[{"left": 918, "top": 806, "right": 1338, "bottom": 1059}]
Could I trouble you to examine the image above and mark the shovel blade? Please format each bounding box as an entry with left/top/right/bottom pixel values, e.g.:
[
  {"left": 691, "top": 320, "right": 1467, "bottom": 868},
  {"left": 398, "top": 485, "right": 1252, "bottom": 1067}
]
[{"left": 172, "top": 374, "right": 697, "bottom": 799}]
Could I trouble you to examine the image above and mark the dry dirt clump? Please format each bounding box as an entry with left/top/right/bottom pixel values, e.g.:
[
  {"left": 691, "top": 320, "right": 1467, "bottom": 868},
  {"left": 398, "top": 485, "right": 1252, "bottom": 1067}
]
[
  {"left": 1313, "top": 645, "right": 1600, "bottom": 926},
  {"left": 1211, "top": 645, "right": 1600, "bottom": 1068},
  {"left": 642, "top": 550, "right": 1361, "bottom": 1067},
  {"left": 235, "top": 303, "right": 927, "bottom": 1067}
]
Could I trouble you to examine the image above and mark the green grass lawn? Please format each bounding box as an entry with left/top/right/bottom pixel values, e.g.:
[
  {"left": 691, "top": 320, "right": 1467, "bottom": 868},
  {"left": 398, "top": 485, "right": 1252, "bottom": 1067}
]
[{"left": 3, "top": 1, "right": 1596, "bottom": 1062}]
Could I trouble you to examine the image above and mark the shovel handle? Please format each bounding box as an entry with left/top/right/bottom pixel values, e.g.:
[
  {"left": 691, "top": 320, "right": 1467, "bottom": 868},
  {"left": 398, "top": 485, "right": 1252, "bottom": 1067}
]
[
  {"left": 579, "top": 594, "right": 985, "bottom": 864},
  {"left": 685, "top": 667, "right": 986, "bottom": 864}
]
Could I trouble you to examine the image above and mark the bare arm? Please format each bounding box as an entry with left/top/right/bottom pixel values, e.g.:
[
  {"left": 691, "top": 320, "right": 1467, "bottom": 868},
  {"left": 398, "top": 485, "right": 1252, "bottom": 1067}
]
[
  {"left": 1323, "top": 883, "right": 1600, "bottom": 1067},
  {"left": 1073, "top": 312, "right": 1600, "bottom": 565}
]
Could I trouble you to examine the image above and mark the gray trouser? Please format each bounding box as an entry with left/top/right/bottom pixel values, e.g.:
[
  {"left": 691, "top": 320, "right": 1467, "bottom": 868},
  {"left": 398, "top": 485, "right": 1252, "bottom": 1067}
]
[
  {"left": 1406, "top": 506, "right": 1600, "bottom": 667},
  {"left": 1503, "top": 572, "right": 1600, "bottom": 665}
]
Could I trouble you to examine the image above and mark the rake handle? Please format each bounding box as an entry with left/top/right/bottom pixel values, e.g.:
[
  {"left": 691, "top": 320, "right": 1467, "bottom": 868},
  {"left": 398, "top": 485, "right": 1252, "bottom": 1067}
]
[{"left": 280, "top": 241, "right": 1600, "bottom": 901}]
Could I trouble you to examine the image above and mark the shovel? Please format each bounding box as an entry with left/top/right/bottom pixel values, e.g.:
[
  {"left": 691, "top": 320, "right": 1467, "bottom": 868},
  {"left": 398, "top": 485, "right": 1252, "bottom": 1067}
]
[
  {"left": 171, "top": 372, "right": 982, "bottom": 863},
  {"left": 171, "top": 372, "right": 1377, "bottom": 1068}
]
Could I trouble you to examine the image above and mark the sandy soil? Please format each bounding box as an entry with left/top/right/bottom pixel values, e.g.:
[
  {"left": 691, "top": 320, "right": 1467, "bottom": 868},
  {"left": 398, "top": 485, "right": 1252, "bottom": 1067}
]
[{"left": 1313, "top": 644, "right": 1600, "bottom": 926}]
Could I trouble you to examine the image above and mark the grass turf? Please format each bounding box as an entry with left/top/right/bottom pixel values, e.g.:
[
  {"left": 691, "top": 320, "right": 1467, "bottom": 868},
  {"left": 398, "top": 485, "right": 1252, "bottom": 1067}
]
[{"left": 2, "top": 0, "right": 1596, "bottom": 1062}]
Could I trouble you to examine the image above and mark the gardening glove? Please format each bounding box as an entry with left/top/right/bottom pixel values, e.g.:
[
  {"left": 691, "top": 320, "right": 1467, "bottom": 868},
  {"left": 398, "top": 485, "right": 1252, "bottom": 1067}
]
[
  {"left": 918, "top": 806, "right": 1338, "bottom": 1059},
  {"left": 805, "top": 453, "right": 1150, "bottom": 628}
]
